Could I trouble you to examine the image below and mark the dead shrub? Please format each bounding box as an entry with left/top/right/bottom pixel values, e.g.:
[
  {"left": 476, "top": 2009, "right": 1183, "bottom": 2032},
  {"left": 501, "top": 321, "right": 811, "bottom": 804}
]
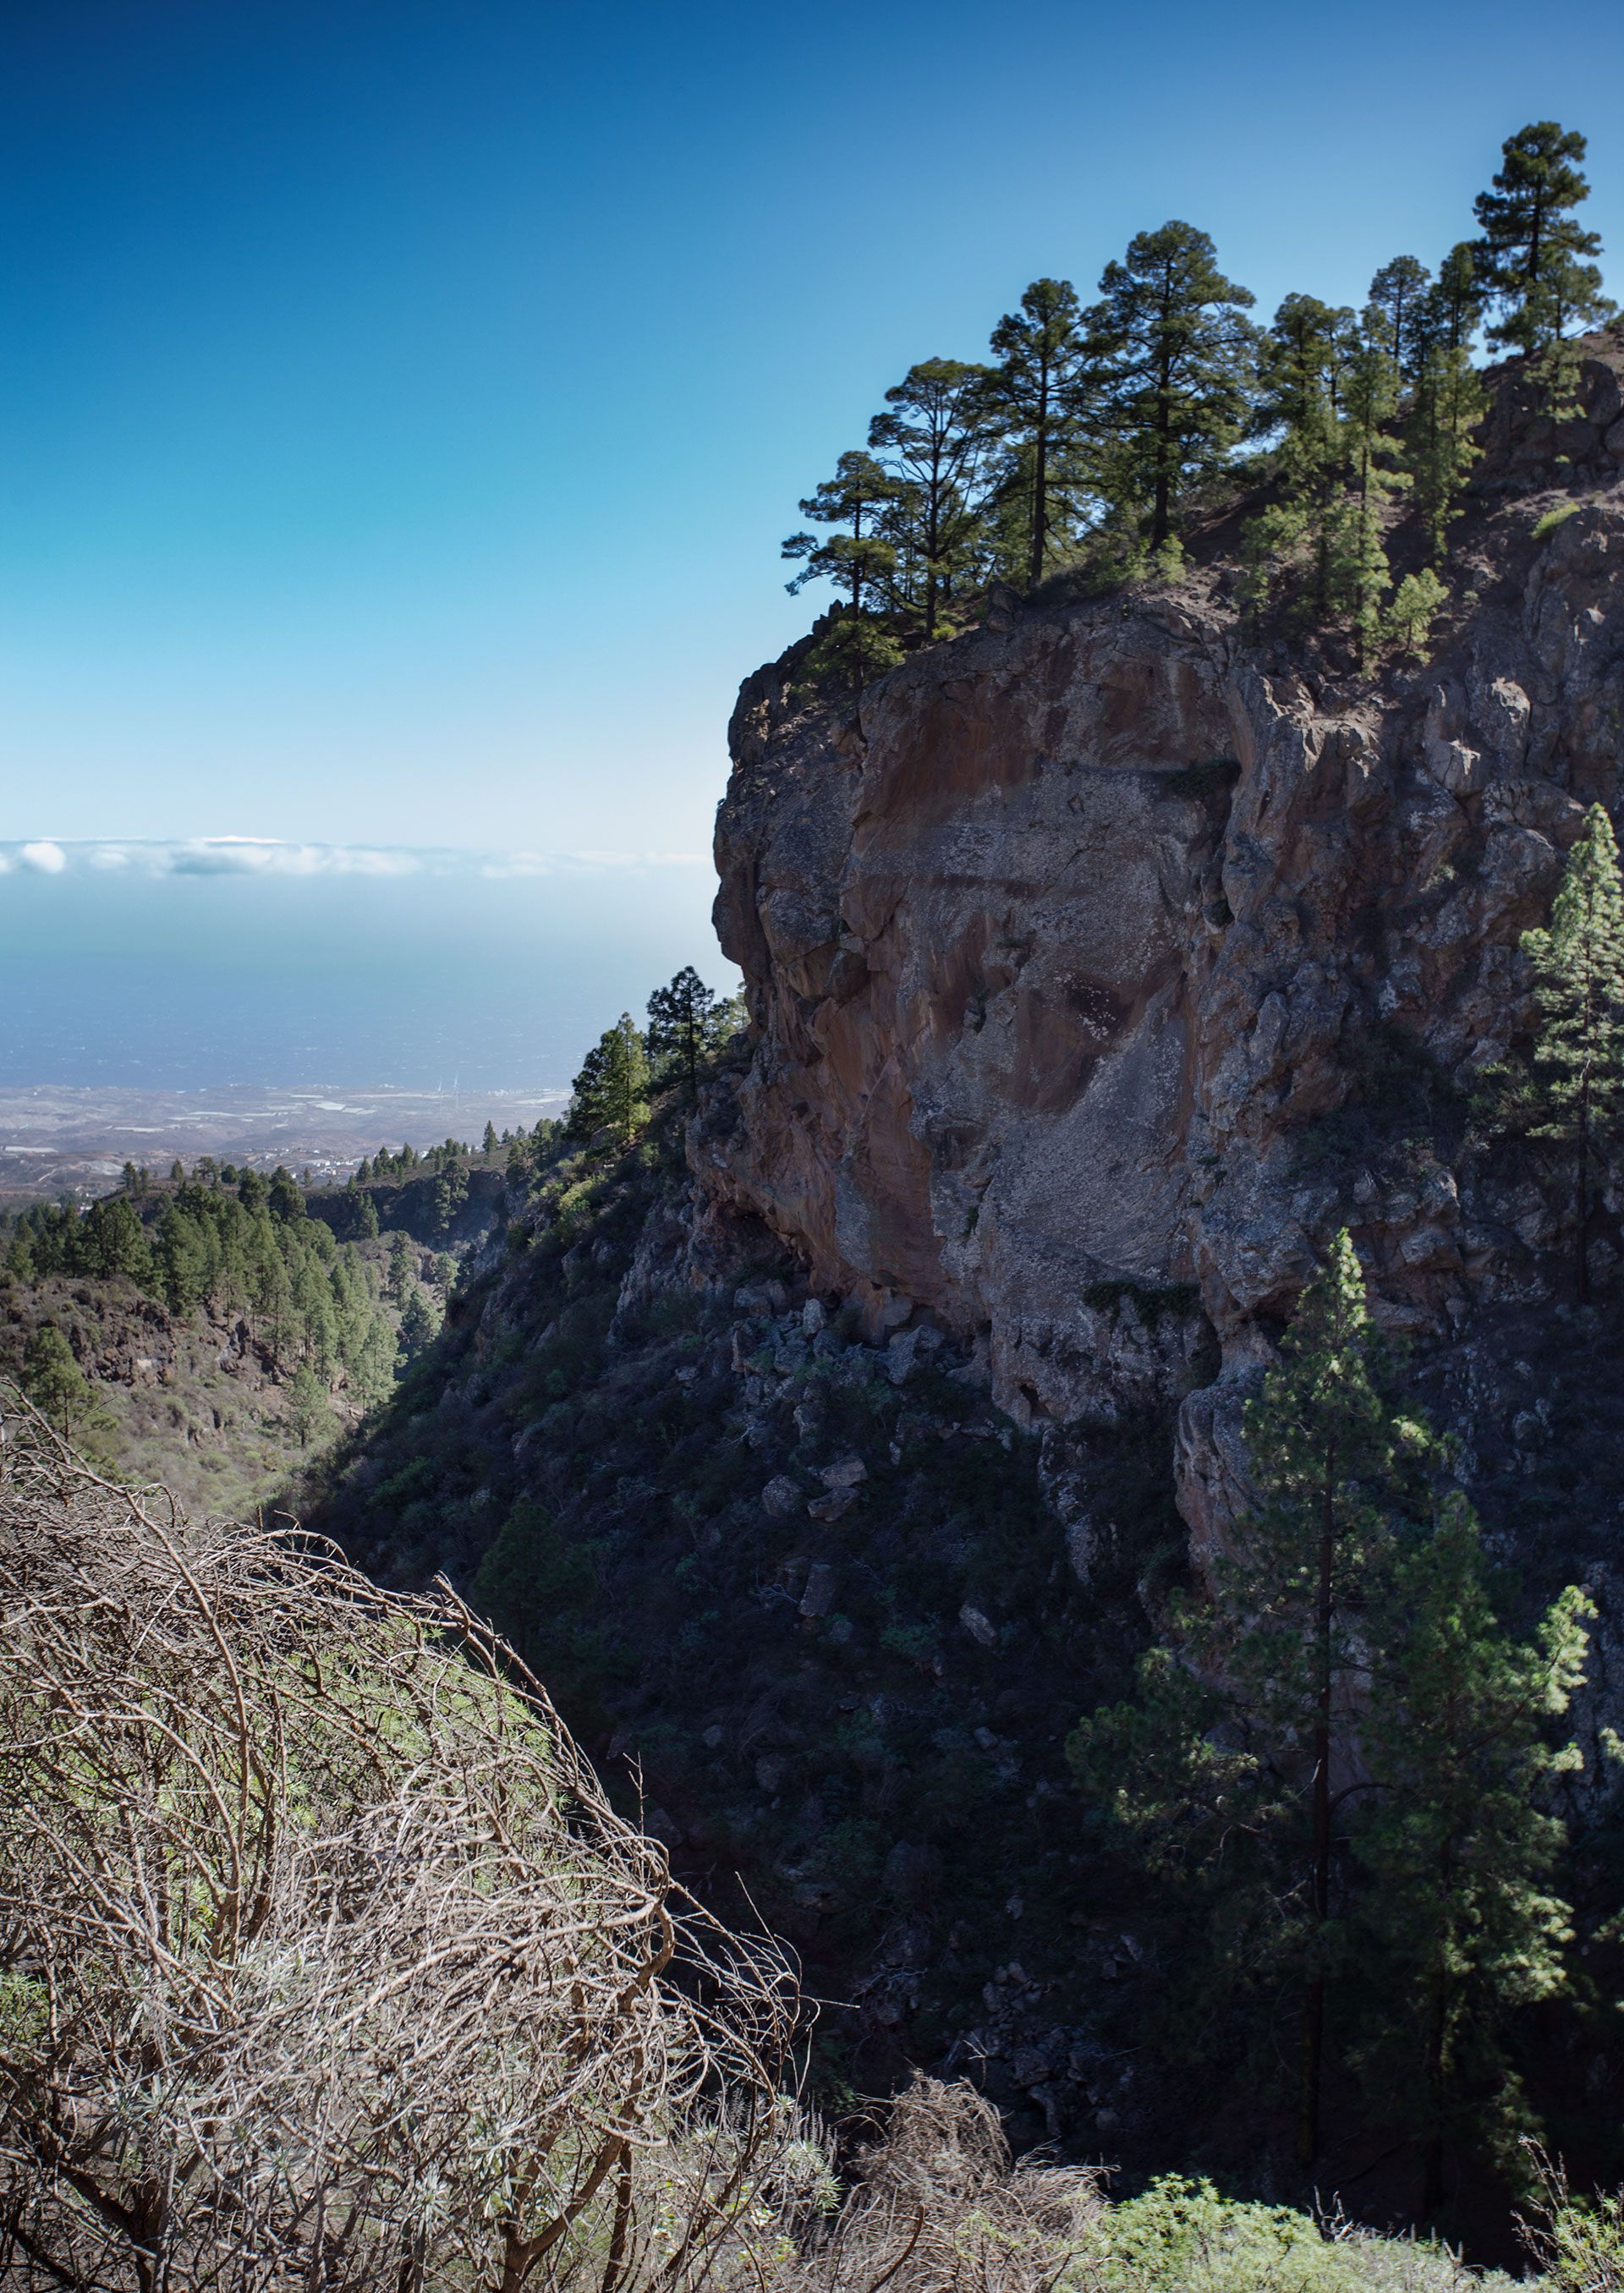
[
  {"left": 775, "top": 2074, "right": 1102, "bottom": 2293},
  {"left": 0, "top": 1391, "right": 806, "bottom": 2291}
]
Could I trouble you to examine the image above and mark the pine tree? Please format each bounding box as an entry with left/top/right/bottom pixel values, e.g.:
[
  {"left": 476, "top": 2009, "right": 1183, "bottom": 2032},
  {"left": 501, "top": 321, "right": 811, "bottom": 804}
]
[
  {"left": 1206, "top": 1231, "right": 1440, "bottom": 2167},
  {"left": 1383, "top": 568, "right": 1450, "bottom": 661},
  {"left": 1366, "top": 256, "right": 1432, "bottom": 376},
  {"left": 386, "top": 1232, "right": 414, "bottom": 1309},
  {"left": 1353, "top": 1494, "right": 1590, "bottom": 2212},
  {"left": 782, "top": 450, "right": 903, "bottom": 697},
  {"left": 481, "top": 1122, "right": 497, "bottom": 1158},
  {"left": 568, "top": 1014, "right": 650, "bottom": 1149},
  {"left": 985, "top": 279, "right": 1089, "bottom": 587},
  {"left": 868, "top": 358, "right": 995, "bottom": 634},
  {"left": 1327, "top": 316, "right": 1409, "bottom": 661},
  {"left": 1085, "top": 222, "right": 1258, "bottom": 558},
  {"left": 1521, "top": 804, "right": 1624, "bottom": 1299},
  {"left": 1404, "top": 250, "right": 1486, "bottom": 564},
  {"left": 21, "top": 1324, "right": 102, "bottom": 1443},
  {"left": 646, "top": 967, "right": 719, "bottom": 1097},
  {"left": 1072, "top": 1235, "right": 1440, "bottom": 2166},
  {"left": 1471, "top": 122, "right": 1615, "bottom": 355},
  {"left": 1241, "top": 294, "right": 1358, "bottom": 626},
  {"left": 284, "top": 1361, "right": 330, "bottom": 1451},
  {"left": 398, "top": 1286, "right": 440, "bottom": 1360}
]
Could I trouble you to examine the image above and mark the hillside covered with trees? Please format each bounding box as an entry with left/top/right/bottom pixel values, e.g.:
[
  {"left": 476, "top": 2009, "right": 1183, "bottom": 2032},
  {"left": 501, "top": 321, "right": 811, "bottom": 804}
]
[{"left": 780, "top": 121, "right": 1613, "bottom": 688}]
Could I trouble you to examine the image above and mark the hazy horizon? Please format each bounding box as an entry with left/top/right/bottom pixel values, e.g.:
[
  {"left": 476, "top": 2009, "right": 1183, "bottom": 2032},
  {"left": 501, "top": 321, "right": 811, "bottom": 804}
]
[{"left": 0, "top": 847, "right": 736, "bottom": 1094}]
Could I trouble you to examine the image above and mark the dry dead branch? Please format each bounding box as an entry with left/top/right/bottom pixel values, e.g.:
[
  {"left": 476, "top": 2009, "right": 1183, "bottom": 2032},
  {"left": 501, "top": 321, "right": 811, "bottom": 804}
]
[
  {"left": 772, "top": 2076, "right": 1103, "bottom": 2293},
  {"left": 0, "top": 1388, "right": 809, "bottom": 2292}
]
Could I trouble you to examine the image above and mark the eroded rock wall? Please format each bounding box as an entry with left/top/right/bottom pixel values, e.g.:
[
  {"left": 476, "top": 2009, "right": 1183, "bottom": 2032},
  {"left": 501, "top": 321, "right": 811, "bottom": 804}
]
[{"left": 694, "top": 347, "right": 1624, "bottom": 1547}]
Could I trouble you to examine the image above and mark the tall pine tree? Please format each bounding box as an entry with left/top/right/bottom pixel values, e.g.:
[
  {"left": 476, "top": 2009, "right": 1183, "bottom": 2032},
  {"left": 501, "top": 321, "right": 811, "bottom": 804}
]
[
  {"left": 568, "top": 1013, "right": 651, "bottom": 1149},
  {"left": 1328, "top": 315, "right": 1409, "bottom": 661},
  {"left": 1521, "top": 804, "right": 1624, "bottom": 1299},
  {"left": 1211, "top": 1232, "right": 1439, "bottom": 2168},
  {"left": 1471, "top": 121, "right": 1615, "bottom": 354},
  {"left": 867, "top": 358, "right": 994, "bottom": 634},
  {"left": 1073, "top": 1234, "right": 1440, "bottom": 2169},
  {"left": 1404, "top": 245, "right": 1486, "bottom": 564},
  {"left": 985, "top": 278, "right": 1089, "bottom": 587},
  {"left": 1241, "top": 294, "right": 1358, "bottom": 628},
  {"left": 782, "top": 450, "right": 903, "bottom": 696},
  {"left": 1085, "top": 223, "right": 1257, "bottom": 560},
  {"left": 646, "top": 967, "right": 721, "bottom": 1097},
  {"left": 1354, "top": 1493, "right": 1589, "bottom": 2214}
]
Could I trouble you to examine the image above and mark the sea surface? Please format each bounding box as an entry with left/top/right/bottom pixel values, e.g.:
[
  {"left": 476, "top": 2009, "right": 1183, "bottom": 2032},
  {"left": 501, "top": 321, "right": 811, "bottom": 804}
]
[{"left": 0, "top": 846, "right": 732, "bottom": 1095}]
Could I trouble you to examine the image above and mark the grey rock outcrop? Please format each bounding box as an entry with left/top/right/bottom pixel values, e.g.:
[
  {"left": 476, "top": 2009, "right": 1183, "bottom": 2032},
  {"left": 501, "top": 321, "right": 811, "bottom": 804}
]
[{"left": 693, "top": 343, "right": 1624, "bottom": 1545}]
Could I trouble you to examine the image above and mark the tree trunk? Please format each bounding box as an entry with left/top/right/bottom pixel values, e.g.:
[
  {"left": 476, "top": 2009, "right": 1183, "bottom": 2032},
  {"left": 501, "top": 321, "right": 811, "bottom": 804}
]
[
  {"left": 1423, "top": 1966, "right": 1447, "bottom": 2215},
  {"left": 1029, "top": 367, "right": 1050, "bottom": 590},
  {"left": 1577, "top": 1070, "right": 1591, "bottom": 1302},
  {"left": 1153, "top": 376, "right": 1171, "bottom": 551},
  {"left": 1298, "top": 1451, "right": 1336, "bottom": 2170}
]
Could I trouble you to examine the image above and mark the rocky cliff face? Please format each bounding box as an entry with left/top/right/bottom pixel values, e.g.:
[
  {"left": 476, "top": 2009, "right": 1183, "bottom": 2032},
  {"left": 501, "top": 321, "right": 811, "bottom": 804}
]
[{"left": 696, "top": 344, "right": 1624, "bottom": 1559}]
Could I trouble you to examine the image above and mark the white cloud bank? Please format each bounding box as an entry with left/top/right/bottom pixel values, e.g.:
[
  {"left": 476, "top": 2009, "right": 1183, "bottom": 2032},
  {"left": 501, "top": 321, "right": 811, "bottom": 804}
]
[{"left": 0, "top": 840, "right": 712, "bottom": 880}]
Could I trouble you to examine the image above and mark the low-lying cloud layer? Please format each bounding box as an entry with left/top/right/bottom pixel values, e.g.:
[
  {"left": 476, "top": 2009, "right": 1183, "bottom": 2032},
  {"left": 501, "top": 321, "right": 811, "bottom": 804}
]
[{"left": 0, "top": 840, "right": 710, "bottom": 880}]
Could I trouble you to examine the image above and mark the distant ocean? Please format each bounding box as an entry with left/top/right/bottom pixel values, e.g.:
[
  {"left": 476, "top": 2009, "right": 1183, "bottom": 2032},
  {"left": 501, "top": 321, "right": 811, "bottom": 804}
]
[{"left": 0, "top": 844, "right": 733, "bottom": 1094}]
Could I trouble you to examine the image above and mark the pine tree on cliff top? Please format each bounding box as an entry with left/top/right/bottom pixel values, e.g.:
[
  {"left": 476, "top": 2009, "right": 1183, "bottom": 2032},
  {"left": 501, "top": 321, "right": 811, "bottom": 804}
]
[
  {"left": 1405, "top": 245, "right": 1486, "bottom": 564},
  {"left": 1471, "top": 121, "right": 1615, "bottom": 354},
  {"left": 1085, "top": 222, "right": 1258, "bottom": 558},
  {"left": 1239, "top": 293, "right": 1357, "bottom": 628},
  {"left": 867, "top": 358, "right": 995, "bottom": 635},
  {"left": 1366, "top": 255, "right": 1432, "bottom": 378},
  {"left": 782, "top": 450, "right": 903, "bottom": 697},
  {"left": 1521, "top": 803, "right": 1624, "bottom": 1300},
  {"left": 1327, "top": 313, "right": 1408, "bottom": 661},
  {"left": 985, "top": 278, "right": 1089, "bottom": 588}
]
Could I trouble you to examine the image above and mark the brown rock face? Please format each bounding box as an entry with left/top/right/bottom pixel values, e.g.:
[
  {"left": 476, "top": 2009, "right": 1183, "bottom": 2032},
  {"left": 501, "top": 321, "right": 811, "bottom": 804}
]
[{"left": 695, "top": 347, "right": 1624, "bottom": 1530}]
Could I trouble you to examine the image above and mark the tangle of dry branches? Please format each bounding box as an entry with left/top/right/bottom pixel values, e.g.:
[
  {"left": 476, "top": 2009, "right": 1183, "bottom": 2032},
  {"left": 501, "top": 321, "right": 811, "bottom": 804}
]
[
  {"left": 0, "top": 1391, "right": 811, "bottom": 2292},
  {"left": 773, "top": 2076, "right": 1103, "bottom": 2293}
]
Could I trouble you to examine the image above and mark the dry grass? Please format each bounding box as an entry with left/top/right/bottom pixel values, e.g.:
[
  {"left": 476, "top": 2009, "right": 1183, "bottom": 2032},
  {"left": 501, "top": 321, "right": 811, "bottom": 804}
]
[{"left": 0, "top": 1388, "right": 805, "bottom": 2292}]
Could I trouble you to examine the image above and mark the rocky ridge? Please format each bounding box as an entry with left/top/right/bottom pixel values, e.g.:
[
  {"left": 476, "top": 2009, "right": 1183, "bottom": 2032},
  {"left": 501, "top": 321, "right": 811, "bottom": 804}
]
[{"left": 691, "top": 342, "right": 1624, "bottom": 1574}]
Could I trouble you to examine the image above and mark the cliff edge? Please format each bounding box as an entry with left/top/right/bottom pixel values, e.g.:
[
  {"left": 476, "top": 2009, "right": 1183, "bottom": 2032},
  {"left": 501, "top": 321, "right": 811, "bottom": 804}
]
[{"left": 696, "top": 344, "right": 1624, "bottom": 1550}]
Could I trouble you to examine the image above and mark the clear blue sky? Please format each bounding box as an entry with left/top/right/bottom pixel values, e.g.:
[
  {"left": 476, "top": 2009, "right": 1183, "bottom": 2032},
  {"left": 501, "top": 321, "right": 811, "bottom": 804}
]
[{"left": 0, "top": 0, "right": 1619, "bottom": 857}]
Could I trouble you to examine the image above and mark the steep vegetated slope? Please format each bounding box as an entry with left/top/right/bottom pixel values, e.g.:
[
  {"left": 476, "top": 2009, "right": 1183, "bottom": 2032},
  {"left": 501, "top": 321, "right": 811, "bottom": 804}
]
[
  {"left": 302, "top": 346, "right": 1624, "bottom": 2241},
  {"left": 0, "top": 1149, "right": 522, "bottom": 1510}
]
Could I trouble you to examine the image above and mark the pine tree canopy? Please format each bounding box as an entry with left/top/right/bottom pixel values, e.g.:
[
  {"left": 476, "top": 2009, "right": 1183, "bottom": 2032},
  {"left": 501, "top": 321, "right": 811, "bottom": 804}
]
[
  {"left": 1085, "top": 222, "right": 1258, "bottom": 552},
  {"left": 1354, "top": 1493, "right": 1591, "bottom": 2203},
  {"left": 769, "top": 121, "right": 1610, "bottom": 660},
  {"left": 1520, "top": 804, "right": 1624, "bottom": 1296},
  {"left": 1367, "top": 256, "right": 1433, "bottom": 377},
  {"left": 1472, "top": 121, "right": 1616, "bottom": 351},
  {"left": 867, "top": 359, "right": 995, "bottom": 634},
  {"left": 986, "top": 277, "right": 1090, "bottom": 586},
  {"left": 568, "top": 1013, "right": 650, "bottom": 1149},
  {"left": 646, "top": 967, "right": 720, "bottom": 1096}
]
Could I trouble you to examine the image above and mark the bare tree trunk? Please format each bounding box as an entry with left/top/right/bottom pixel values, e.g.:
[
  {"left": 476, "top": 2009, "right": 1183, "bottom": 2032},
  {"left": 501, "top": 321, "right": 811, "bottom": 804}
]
[{"left": 1298, "top": 1452, "right": 1336, "bottom": 2172}]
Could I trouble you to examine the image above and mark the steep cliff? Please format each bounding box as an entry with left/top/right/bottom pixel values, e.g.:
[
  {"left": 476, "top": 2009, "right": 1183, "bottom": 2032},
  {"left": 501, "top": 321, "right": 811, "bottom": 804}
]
[
  {"left": 304, "top": 343, "right": 1624, "bottom": 2211},
  {"left": 698, "top": 343, "right": 1624, "bottom": 1568}
]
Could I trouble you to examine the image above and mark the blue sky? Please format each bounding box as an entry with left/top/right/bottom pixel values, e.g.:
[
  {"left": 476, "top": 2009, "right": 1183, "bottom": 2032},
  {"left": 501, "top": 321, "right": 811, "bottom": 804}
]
[{"left": 0, "top": 0, "right": 1620, "bottom": 861}]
